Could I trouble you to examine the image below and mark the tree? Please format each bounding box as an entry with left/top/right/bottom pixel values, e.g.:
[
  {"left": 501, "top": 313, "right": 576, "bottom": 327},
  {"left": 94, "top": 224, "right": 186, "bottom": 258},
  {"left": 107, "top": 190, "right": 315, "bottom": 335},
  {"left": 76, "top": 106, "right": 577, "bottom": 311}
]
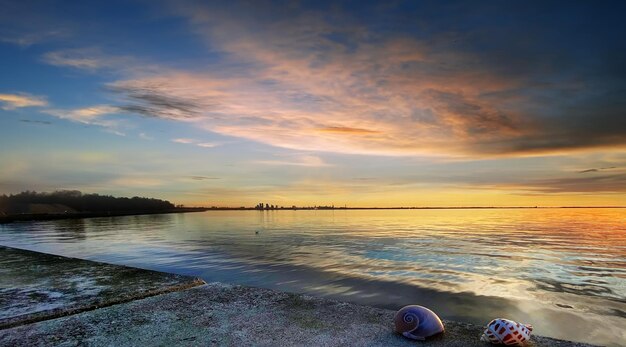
[{"left": 0, "top": 190, "right": 175, "bottom": 214}]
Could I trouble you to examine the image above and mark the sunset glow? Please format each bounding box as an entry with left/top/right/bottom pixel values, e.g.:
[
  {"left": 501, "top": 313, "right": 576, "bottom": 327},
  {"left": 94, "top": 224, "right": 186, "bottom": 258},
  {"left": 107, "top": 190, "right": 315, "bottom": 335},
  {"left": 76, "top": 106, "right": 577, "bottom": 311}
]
[{"left": 1, "top": 1, "right": 625, "bottom": 207}]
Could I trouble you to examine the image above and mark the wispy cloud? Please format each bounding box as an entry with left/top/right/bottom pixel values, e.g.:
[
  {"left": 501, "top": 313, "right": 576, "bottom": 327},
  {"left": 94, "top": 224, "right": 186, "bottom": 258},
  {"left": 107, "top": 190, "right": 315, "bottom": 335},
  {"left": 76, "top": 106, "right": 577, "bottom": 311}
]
[
  {"left": 20, "top": 119, "right": 52, "bottom": 125},
  {"left": 578, "top": 167, "right": 617, "bottom": 174},
  {"left": 43, "top": 49, "right": 104, "bottom": 70},
  {"left": 41, "top": 105, "right": 126, "bottom": 135},
  {"left": 196, "top": 142, "right": 218, "bottom": 148},
  {"left": 0, "top": 93, "right": 48, "bottom": 110},
  {"left": 254, "top": 155, "right": 332, "bottom": 167},
  {"left": 172, "top": 138, "right": 195, "bottom": 144},
  {"left": 171, "top": 138, "right": 220, "bottom": 148},
  {"left": 0, "top": 30, "right": 66, "bottom": 47},
  {"left": 108, "top": 79, "right": 213, "bottom": 121},
  {"left": 518, "top": 173, "right": 626, "bottom": 194},
  {"left": 138, "top": 132, "right": 153, "bottom": 140},
  {"left": 43, "top": 105, "right": 119, "bottom": 124},
  {"left": 190, "top": 176, "right": 220, "bottom": 180},
  {"left": 103, "top": 129, "right": 126, "bottom": 137},
  {"left": 316, "top": 127, "right": 380, "bottom": 135},
  {"left": 41, "top": 48, "right": 159, "bottom": 75}
]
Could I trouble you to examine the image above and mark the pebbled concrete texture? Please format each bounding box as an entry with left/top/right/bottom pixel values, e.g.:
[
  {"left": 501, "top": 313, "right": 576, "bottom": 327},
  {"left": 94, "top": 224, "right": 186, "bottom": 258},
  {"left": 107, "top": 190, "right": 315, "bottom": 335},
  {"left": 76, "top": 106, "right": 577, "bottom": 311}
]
[
  {"left": 0, "top": 246, "right": 205, "bottom": 329},
  {"left": 0, "top": 282, "right": 595, "bottom": 347}
]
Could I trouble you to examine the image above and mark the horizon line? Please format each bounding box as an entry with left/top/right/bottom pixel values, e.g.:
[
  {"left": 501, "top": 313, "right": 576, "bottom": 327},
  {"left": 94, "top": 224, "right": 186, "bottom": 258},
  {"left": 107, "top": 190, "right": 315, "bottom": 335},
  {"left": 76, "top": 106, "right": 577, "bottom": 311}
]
[{"left": 191, "top": 205, "right": 626, "bottom": 210}]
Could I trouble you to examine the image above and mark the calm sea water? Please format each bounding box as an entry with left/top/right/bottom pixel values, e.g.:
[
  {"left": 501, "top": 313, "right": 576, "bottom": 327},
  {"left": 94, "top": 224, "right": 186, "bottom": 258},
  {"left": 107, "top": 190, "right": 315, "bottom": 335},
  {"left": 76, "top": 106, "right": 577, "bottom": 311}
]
[{"left": 1, "top": 209, "right": 625, "bottom": 346}]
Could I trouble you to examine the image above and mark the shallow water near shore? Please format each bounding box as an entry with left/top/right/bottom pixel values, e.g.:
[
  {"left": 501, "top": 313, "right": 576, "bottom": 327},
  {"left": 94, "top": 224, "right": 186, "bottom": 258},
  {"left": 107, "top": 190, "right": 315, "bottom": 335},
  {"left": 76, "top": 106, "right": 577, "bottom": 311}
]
[{"left": 1, "top": 208, "right": 625, "bottom": 346}]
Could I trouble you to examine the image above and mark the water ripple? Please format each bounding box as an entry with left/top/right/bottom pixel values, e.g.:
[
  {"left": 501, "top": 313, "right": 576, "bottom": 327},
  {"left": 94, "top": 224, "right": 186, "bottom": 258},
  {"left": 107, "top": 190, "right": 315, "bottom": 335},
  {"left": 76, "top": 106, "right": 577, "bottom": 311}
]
[{"left": 1, "top": 208, "right": 625, "bottom": 345}]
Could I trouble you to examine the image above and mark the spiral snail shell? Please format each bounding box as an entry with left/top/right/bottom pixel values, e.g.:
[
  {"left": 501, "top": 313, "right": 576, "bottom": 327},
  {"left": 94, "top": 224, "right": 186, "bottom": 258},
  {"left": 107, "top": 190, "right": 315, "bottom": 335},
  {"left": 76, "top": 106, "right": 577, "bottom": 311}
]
[
  {"left": 393, "top": 305, "right": 445, "bottom": 340},
  {"left": 481, "top": 318, "right": 533, "bottom": 346}
]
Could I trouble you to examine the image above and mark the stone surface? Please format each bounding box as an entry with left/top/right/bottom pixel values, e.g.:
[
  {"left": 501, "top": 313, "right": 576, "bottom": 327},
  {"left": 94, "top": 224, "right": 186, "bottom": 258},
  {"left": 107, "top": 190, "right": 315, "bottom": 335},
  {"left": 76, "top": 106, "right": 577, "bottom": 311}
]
[
  {"left": 1, "top": 282, "right": 595, "bottom": 347},
  {"left": 0, "top": 246, "right": 205, "bottom": 329}
]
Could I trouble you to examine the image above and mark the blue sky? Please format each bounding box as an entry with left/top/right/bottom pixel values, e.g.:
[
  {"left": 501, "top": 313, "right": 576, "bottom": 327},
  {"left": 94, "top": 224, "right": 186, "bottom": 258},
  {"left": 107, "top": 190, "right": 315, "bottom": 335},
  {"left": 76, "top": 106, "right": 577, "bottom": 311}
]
[{"left": 1, "top": 0, "right": 625, "bottom": 206}]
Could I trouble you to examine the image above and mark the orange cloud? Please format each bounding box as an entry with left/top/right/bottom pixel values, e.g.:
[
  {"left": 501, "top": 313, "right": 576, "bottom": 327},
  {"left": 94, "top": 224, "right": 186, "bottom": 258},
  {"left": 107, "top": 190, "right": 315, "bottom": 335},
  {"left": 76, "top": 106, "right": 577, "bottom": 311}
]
[
  {"left": 52, "top": 2, "right": 624, "bottom": 159},
  {"left": 93, "top": 4, "right": 542, "bottom": 157},
  {"left": 316, "top": 127, "right": 380, "bottom": 135}
]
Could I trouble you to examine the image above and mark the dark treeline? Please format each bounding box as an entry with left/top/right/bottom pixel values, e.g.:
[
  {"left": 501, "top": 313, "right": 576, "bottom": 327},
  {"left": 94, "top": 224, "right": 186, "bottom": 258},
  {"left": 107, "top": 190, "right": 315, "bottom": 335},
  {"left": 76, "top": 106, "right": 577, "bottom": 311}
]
[{"left": 0, "top": 190, "right": 175, "bottom": 214}]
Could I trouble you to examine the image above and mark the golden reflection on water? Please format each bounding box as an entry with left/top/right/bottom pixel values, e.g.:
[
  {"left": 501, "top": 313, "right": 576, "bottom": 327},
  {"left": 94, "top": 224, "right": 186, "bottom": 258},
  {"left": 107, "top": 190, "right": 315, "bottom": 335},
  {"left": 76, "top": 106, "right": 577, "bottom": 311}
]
[{"left": 249, "top": 208, "right": 626, "bottom": 299}]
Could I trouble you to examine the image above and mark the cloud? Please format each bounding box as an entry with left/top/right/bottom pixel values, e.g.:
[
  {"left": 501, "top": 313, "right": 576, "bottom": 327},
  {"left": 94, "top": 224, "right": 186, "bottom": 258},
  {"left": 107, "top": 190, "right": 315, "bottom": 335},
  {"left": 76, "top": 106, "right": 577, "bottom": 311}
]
[
  {"left": 254, "top": 155, "right": 332, "bottom": 167},
  {"left": 190, "top": 176, "right": 220, "bottom": 180},
  {"left": 172, "top": 138, "right": 195, "bottom": 144},
  {"left": 519, "top": 173, "right": 626, "bottom": 194},
  {"left": 0, "top": 1, "right": 71, "bottom": 48},
  {"left": 41, "top": 48, "right": 158, "bottom": 74},
  {"left": 0, "top": 93, "right": 47, "bottom": 110},
  {"left": 43, "top": 49, "right": 104, "bottom": 70},
  {"left": 43, "top": 105, "right": 119, "bottom": 124},
  {"left": 316, "top": 127, "right": 380, "bottom": 135},
  {"left": 171, "top": 138, "right": 220, "bottom": 148},
  {"left": 417, "top": 165, "right": 626, "bottom": 194},
  {"left": 93, "top": 2, "right": 624, "bottom": 158},
  {"left": 103, "top": 129, "right": 126, "bottom": 137},
  {"left": 41, "top": 105, "right": 126, "bottom": 135},
  {"left": 107, "top": 79, "right": 215, "bottom": 121},
  {"left": 197, "top": 142, "right": 218, "bottom": 148},
  {"left": 138, "top": 132, "right": 153, "bottom": 140},
  {"left": 23, "top": 2, "right": 624, "bottom": 158},
  {"left": 1, "top": 30, "right": 66, "bottom": 47},
  {"left": 578, "top": 167, "right": 617, "bottom": 174},
  {"left": 20, "top": 119, "right": 52, "bottom": 125}
]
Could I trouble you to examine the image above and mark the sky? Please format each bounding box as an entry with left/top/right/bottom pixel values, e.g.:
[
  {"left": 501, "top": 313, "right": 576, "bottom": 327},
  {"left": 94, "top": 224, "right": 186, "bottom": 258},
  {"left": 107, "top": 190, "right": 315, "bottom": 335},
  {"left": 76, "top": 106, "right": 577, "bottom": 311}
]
[{"left": 1, "top": 0, "right": 625, "bottom": 207}]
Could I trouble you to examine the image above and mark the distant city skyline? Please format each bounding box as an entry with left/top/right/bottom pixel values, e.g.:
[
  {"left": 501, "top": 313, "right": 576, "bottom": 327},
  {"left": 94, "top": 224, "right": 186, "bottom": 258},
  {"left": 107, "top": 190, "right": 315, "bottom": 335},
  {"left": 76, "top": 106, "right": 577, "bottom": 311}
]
[{"left": 1, "top": 1, "right": 625, "bottom": 207}]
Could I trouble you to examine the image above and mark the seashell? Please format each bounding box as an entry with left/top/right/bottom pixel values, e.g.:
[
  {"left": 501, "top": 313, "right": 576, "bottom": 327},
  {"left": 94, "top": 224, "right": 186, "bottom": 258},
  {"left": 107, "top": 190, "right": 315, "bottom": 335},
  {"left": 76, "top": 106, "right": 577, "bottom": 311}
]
[
  {"left": 393, "top": 305, "right": 445, "bottom": 341},
  {"left": 481, "top": 318, "right": 533, "bottom": 346}
]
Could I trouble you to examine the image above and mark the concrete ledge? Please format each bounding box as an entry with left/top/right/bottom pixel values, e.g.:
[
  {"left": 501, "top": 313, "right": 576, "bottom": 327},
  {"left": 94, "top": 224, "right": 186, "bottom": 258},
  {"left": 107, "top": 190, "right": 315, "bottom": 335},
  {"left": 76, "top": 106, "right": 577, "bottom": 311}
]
[
  {"left": 0, "top": 246, "right": 205, "bottom": 329},
  {"left": 1, "top": 282, "right": 595, "bottom": 346}
]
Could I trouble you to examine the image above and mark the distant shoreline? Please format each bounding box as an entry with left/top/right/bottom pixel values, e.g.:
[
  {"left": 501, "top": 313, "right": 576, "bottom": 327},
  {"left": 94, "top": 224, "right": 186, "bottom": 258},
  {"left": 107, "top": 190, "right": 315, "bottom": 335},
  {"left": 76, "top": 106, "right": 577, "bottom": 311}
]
[
  {"left": 0, "top": 208, "right": 208, "bottom": 224},
  {"left": 195, "top": 206, "right": 626, "bottom": 210},
  {"left": 2, "top": 205, "right": 623, "bottom": 223}
]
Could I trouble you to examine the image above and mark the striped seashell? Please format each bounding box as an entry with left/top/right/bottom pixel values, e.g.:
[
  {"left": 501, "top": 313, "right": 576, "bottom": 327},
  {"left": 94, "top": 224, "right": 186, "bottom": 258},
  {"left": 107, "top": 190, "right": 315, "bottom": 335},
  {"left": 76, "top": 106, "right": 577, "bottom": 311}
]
[
  {"left": 393, "top": 305, "right": 445, "bottom": 341},
  {"left": 481, "top": 318, "right": 533, "bottom": 346}
]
